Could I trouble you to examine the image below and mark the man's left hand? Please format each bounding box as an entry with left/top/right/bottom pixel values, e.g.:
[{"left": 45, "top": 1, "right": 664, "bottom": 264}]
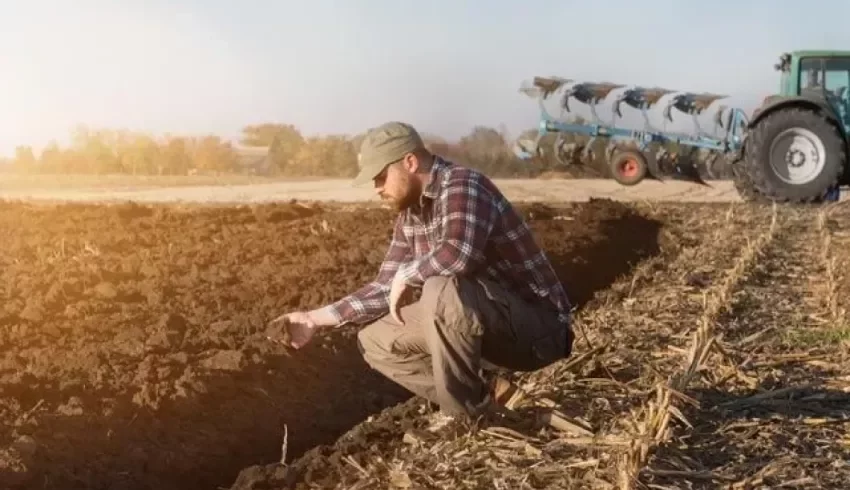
[{"left": 389, "top": 270, "right": 413, "bottom": 324}]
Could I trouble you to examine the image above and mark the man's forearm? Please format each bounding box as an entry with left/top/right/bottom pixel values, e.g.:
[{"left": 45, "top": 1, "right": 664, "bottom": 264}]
[
  {"left": 310, "top": 280, "right": 391, "bottom": 328},
  {"left": 307, "top": 304, "right": 343, "bottom": 328},
  {"left": 398, "top": 241, "right": 476, "bottom": 287}
]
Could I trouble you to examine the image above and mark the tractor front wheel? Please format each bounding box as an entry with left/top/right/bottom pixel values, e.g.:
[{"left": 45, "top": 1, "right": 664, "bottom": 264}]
[
  {"left": 608, "top": 150, "right": 648, "bottom": 186},
  {"left": 744, "top": 107, "right": 845, "bottom": 202}
]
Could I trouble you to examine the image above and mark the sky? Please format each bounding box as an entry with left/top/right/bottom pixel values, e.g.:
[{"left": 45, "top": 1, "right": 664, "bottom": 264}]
[{"left": 0, "top": 0, "right": 848, "bottom": 157}]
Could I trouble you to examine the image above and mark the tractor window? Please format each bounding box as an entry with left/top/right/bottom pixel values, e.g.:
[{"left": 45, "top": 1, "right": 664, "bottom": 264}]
[
  {"left": 823, "top": 58, "right": 850, "bottom": 99},
  {"left": 799, "top": 58, "right": 824, "bottom": 91},
  {"left": 799, "top": 57, "right": 850, "bottom": 99}
]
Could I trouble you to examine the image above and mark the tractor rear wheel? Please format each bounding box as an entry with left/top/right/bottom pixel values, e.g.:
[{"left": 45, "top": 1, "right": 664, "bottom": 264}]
[
  {"left": 731, "top": 159, "right": 771, "bottom": 203},
  {"left": 608, "top": 150, "right": 647, "bottom": 186},
  {"left": 744, "top": 107, "right": 845, "bottom": 202}
]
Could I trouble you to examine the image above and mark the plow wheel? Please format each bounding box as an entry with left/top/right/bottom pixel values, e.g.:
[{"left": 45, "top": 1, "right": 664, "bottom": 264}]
[{"left": 608, "top": 150, "right": 648, "bottom": 186}]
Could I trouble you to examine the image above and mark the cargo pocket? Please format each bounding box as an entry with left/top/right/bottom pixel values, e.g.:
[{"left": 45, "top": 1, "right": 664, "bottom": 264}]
[{"left": 475, "top": 277, "right": 514, "bottom": 337}]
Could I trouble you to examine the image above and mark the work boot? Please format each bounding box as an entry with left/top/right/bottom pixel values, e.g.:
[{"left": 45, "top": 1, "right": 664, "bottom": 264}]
[
  {"left": 488, "top": 375, "right": 525, "bottom": 410},
  {"left": 424, "top": 375, "right": 526, "bottom": 435}
]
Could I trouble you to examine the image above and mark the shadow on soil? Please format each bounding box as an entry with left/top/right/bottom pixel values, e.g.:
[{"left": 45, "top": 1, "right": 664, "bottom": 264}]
[
  {"left": 544, "top": 207, "right": 664, "bottom": 310},
  {"left": 1, "top": 201, "right": 666, "bottom": 490}
]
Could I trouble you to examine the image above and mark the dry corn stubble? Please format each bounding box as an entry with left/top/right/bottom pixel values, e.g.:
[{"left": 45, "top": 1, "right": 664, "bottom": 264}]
[
  {"left": 615, "top": 204, "right": 780, "bottom": 489},
  {"left": 815, "top": 203, "right": 850, "bottom": 326},
  {"left": 643, "top": 205, "right": 850, "bottom": 489},
  {"left": 519, "top": 204, "right": 759, "bottom": 431}
]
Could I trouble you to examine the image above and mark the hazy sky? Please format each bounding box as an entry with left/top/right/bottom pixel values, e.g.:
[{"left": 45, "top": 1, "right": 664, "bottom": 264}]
[{"left": 0, "top": 0, "right": 847, "bottom": 157}]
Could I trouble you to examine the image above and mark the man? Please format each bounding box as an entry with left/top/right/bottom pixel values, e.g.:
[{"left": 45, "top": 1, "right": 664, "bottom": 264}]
[{"left": 269, "top": 121, "right": 573, "bottom": 423}]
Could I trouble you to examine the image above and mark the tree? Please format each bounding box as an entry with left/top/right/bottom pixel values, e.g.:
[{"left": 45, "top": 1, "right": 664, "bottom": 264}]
[
  {"left": 160, "top": 136, "right": 191, "bottom": 175},
  {"left": 118, "top": 133, "right": 160, "bottom": 175},
  {"left": 241, "top": 123, "right": 304, "bottom": 173},
  {"left": 13, "top": 146, "right": 36, "bottom": 171},
  {"left": 288, "top": 135, "right": 357, "bottom": 177},
  {"left": 241, "top": 123, "right": 299, "bottom": 147},
  {"left": 191, "top": 136, "right": 238, "bottom": 173},
  {"left": 39, "top": 141, "right": 63, "bottom": 172}
]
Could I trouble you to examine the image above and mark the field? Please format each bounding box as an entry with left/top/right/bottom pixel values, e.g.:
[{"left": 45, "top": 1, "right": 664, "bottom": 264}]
[
  {"left": 2, "top": 179, "right": 850, "bottom": 489},
  {"left": 0, "top": 174, "right": 748, "bottom": 203},
  {"left": 0, "top": 173, "right": 289, "bottom": 190}
]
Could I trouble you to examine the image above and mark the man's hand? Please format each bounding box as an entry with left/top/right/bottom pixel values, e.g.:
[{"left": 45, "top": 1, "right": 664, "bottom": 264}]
[
  {"left": 389, "top": 270, "right": 414, "bottom": 324},
  {"left": 267, "top": 311, "right": 317, "bottom": 350}
]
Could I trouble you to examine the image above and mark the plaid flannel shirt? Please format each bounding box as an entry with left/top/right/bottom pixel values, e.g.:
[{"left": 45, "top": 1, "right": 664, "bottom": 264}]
[{"left": 329, "top": 156, "right": 572, "bottom": 327}]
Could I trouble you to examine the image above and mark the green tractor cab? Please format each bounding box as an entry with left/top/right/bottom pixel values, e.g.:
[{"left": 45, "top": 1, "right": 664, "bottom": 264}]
[{"left": 734, "top": 50, "right": 850, "bottom": 202}]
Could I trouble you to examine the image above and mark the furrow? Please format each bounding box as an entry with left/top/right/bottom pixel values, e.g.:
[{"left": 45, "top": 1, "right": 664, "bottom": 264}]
[
  {"left": 609, "top": 204, "right": 782, "bottom": 489},
  {"left": 642, "top": 206, "right": 850, "bottom": 490}
]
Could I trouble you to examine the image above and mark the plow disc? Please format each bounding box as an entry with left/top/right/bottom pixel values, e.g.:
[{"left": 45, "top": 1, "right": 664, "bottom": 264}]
[
  {"left": 613, "top": 87, "right": 675, "bottom": 131},
  {"left": 562, "top": 82, "right": 625, "bottom": 124}
]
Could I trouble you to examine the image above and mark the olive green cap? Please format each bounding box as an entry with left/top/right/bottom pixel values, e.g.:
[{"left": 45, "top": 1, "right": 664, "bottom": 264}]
[{"left": 353, "top": 121, "right": 425, "bottom": 187}]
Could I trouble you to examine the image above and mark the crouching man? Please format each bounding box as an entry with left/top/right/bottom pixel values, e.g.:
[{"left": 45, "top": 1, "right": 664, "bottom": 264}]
[{"left": 269, "top": 121, "right": 573, "bottom": 424}]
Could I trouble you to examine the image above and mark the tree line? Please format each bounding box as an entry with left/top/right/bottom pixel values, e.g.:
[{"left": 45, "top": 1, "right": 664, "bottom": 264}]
[{"left": 1, "top": 121, "right": 695, "bottom": 179}]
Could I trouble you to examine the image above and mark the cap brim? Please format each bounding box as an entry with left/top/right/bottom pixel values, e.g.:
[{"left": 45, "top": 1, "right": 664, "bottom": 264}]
[
  {"left": 351, "top": 169, "right": 375, "bottom": 188},
  {"left": 351, "top": 163, "right": 387, "bottom": 188}
]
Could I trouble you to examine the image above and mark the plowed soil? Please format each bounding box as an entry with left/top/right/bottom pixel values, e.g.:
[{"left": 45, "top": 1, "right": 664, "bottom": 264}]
[{"left": 0, "top": 197, "right": 670, "bottom": 490}]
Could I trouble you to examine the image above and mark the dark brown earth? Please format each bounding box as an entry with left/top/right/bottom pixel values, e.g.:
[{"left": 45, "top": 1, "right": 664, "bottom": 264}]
[{"left": 0, "top": 197, "right": 668, "bottom": 490}]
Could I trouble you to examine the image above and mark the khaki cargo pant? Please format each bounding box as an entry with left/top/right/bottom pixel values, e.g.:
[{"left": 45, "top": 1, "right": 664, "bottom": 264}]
[{"left": 356, "top": 275, "right": 573, "bottom": 417}]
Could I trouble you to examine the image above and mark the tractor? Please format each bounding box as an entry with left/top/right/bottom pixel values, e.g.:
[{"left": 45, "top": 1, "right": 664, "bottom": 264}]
[
  {"left": 732, "top": 50, "right": 850, "bottom": 203},
  {"left": 514, "top": 50, "right": 850, "bottom": 203}
]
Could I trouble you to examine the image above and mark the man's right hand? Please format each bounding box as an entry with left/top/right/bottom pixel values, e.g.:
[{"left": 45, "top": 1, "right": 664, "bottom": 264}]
[{"left": 267, "top": 311, "right": 317, "bottom": 350}]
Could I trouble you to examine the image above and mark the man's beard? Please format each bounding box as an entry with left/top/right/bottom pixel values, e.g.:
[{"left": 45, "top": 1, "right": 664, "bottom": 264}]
[
  {"left": 386, "top": 178, "right": 420, "bottom": 212},
  {"left": 388, "top": 191, "right": 418, "bottom": 212}
]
